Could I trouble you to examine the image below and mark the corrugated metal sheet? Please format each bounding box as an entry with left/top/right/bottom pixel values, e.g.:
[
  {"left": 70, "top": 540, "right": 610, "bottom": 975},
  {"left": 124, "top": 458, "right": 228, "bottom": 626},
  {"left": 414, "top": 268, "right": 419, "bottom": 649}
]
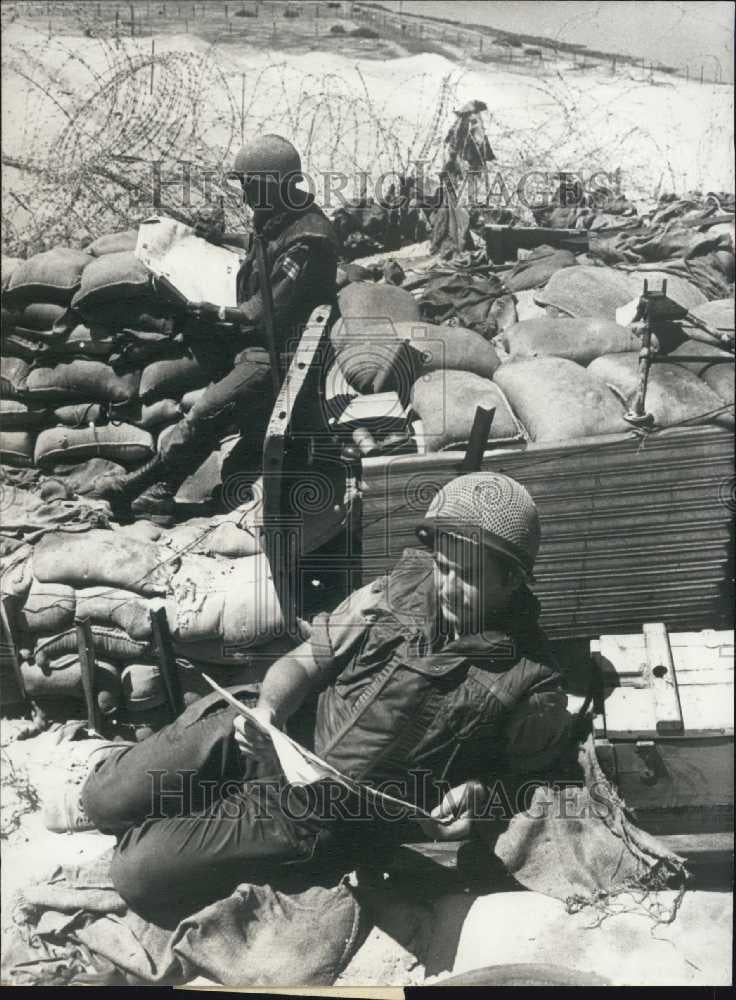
[{"left": 359, "top": 426, "right": 734, "bottom": 640}]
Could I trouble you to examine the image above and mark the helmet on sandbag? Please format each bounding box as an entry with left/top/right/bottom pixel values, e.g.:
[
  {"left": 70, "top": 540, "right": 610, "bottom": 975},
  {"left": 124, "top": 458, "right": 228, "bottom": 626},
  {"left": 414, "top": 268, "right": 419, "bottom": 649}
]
[
  {"left": 232, "top": 133, "right": 304, "bottom": 188},
  {"left": 416, "top": 471, "right": 540, "bottom": 579}
]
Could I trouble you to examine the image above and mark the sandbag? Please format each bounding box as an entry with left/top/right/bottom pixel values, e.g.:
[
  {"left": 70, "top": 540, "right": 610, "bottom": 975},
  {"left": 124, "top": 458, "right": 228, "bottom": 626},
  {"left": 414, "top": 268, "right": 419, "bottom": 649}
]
[
  {"left": 337, "top": 281, "right": 420, "bottom": 334},
  {"left": 393, "top": 321, "right": 501, "bottom": 378},
  {"left": 686, "top": 298, "right": 735, "bottom": 333},
  {"left": 501, "top": 318, "right": 643, "bottom": 365},
  {"left": 494, "top": 357, "right": 629, "bottom": 442},
  {"left": 25, "top": 359, "right": 140, "bottom": 404},
  {"left": 15, "top": 302, "right": 69, "bottom": 332},
  {"left": 52, "top": 402, "right": 105, "bottom": 426},
  {"left": 121, "top": 662, "right": 166, "bottom": 711},
  {"left": 411, "top": 371, "right": 522, "bottom": 452},
  {"left": 46, "top": 457, "right": 126, "bottom": 494},
  {"left": 624, "top": 270, "right": 706, "bottom": 311},
  {"left": 180, "top": 386, "right": 207, "bottom": 412},
  {"left": 512, "top": 289, "right": 548, "bottom": 322},
  {"left": 75, "top": 587, "right": 154, "bottom": 641},
  {"left": 33, "top": 529, "right": 177, "bottom": 596},
  {"left": 668, "top": 339, "right": 733, "bottom": 375},
  {"left": 137, "top": 397, "right": 183, "bottom": 429},
  {"left": 505, "top": 247, "right": 577, "bottom": 292},
  {"left": 5, "top": 248, "right": 91, "bottom": 308},
  {"left": 86, "top": 229, "right": 139, "bottom": 257},
  {"left": 165, "top": 553, "right": 283, "bottom": 648},
  {"left": 62, "top": 323, "right": 116, "bottom": 358},
  {"left": 1, "top": 255, "right": 22, "bottom": 292},
  {"left": 0, "top": 399, "right": 47, "bottom": 430},
  {"left": 588, "top": 352, "right": 732, "bottom": 428},
  {"left": 0, "top": 356, "right": 29, "bottom": 397},
  {"left": 18, "top": 579, "right": 76, "bottom": 635},
  {"left": 335, "top": 319, "right": 501, "bottom": 393},
  {"left": 21, "top": 656, "right": 121, "bottom": 709},
  {"left": 534, "top": 266, "right": 634, "bottom": 319},
  {"left": 139, "top": 356, "right": 208, "bottom": 403},
  {"left": 34, "top": 627, "right": 150, "bottom": 669},
  {"left": 71, "top": 251, "right": 152, "bottom": 316},
  {"left": 0, "top": 545, "right": 33, "bottom": 602},
  {"left": 701, "top": 362, "right": 734, "bottom": 405},
  {"left": 0, "top": 430, "right": 34, "bottom": 467},
  {"left": 34, "top": 423, "right": 154, "bottom": 468}
]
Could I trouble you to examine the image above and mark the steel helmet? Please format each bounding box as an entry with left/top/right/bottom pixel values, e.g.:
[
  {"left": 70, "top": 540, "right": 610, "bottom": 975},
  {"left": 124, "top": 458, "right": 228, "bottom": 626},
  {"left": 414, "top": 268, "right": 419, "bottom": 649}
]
[
  {"left": 416, "top": 472, "right": 540, "bottom": 578},
  {"left": 232, "top": 134, "right": 304, "bottom": 187}
]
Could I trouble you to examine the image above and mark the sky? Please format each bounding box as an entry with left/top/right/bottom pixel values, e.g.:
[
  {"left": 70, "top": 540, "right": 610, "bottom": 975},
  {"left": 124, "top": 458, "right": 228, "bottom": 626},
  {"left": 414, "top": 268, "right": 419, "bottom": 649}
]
[{"left": 377, "top": 1, "right": 734, "bottom": 81}]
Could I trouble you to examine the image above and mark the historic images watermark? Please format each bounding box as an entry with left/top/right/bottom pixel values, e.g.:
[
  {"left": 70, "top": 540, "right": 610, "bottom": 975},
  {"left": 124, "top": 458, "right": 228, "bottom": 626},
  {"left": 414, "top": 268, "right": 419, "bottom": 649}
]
[
  {"left": 116, "top": 155, "right": 623, "bottom": 214},
  {"left": 146, "top": 767, "right": 612, "bottom": 825}
]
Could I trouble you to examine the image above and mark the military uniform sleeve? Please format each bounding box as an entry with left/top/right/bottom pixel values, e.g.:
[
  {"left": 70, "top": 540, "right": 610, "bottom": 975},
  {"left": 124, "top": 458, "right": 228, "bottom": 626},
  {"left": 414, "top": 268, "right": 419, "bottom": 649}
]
[
  {"left": 503, "top": 688, "right": 572, "bottom": 775},
  {"left": 236, "top": 242, "right": 312, "bottom": 342},
  {"left": 309, "top": 578, "right": 387, "bottom": 684}
]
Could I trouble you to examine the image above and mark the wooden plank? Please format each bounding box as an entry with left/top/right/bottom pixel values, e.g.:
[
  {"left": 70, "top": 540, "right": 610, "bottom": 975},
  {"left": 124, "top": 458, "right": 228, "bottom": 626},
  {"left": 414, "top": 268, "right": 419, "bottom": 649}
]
[
  {"left": 150, "top": 607, "right": 183, "bottom": 720},
  {"left": 75, "top": 618, "right": 102, "bottom": 735},
  {"left": 643, "top": 623, "right": 684, "bottom": 733},
  {"left": 0, "top": 596, "right": 26, "bottom": 703}
]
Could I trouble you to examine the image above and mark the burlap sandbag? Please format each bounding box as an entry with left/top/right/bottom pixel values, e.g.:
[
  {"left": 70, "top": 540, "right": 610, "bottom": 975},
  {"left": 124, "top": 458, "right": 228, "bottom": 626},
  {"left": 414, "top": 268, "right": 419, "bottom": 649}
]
[
  {"left": 21, "top": 655, "right": 121, "bottom": 707},
  {"left": 494, "top": 357, "right": 629, "bottom": 442},
  {"left": 501, "top": 317, "right": 643, "bottom": 365},
  {"left": 668, "top": 338, "right": 733, "bottom": 375},
  {"left": 0, "top": 430, "right": 34, "bottom": 467},
  {"left": 686, "top": 297, "right": 735, "bottom": 333},
  {"left": 180, "top": 387, "right": 206, "bottom": 412},
  {"left": 588, "top": 352, "right": 732, "bottom": 428},
  {"left": 5, "top": 248, "right": 91, "bottom": 308},
  {"left": 25, "top": 359, "right": 140, "bottom": 405},
  {"left": 14, "top": 302, "right": 69, "bottom": 332},
  {"left": 71, "top": 251, "right": 152, "bottom": 317},
  {"left": 120, "top": 661, "right": 167, "bottom": 711},
  {"left": 393, "top": 321, "right": 501, "bottom": 378},
  {"left": 701, "top": 362, "right": 734, "bottom": 405},
  {"left": 52, "top": 402, "right": 105, "bottom": 426},
  {"left": 62, "top": 323, "right": 116, "bottom": 358},
  {"left": 534, "top": 266, "right": 634, "bottom": 319},
  {"left": 137, "top": 398, "right": 183, "bottom": 429},
  {"left": 1, "top": 255, "right": 22, "bottom": 292},
  {"left": 165, "top": 553, "right": 284, "bottom": 649},
  {"left": 18, "top": 579, "right": 76, "bottom": 635},
  {"left": 411, "top": 371, "right": 522, "bottom": 452},
  {"left": 333, "top": 282, "right": 421, "bottom": 392},
  {"left": 33, "top": 529, "right": 177, "bottom": 596},
  {"left": 0, "top": 399, "right": 47, "bottom": 430},
  {"left": 86, "top": 229, "right": 139, "bottom": 257},
  {"left": 76, "top": 587, "right": 153, "bottom": 641},
  {"left": 0, "top": 357, "right": 29, "bottom": 397},
  {"left": 512, "top": 288, "right": 549, "bottom": 322},
  {"left": 624, "top": 269, "right": 706, "bottom": 311},
  {"left": 34, "top": 423, "right": 154, "bottom": 468},
  {"left": 139, "top": 356, "right": 208, "bottom": 403},
  {"left": 34, "top": 627, "right": 150, "bottom": 669}
]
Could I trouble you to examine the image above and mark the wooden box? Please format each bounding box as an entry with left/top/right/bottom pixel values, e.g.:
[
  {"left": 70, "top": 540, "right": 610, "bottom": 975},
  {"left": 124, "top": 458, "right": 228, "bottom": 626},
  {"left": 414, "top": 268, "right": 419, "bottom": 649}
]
[{"left": 592, "top": 623, "right": 733, "bottom": 877}]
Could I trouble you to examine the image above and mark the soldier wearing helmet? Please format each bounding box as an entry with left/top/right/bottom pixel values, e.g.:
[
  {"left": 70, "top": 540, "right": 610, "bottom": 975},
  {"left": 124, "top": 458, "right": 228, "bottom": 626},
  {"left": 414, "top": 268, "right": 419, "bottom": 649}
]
[
  {"left": 91, "top": 134, "right": 339, "bottom": 522},
  {"left": 82, "top": 472, "right": 572, "bottom": 921}
]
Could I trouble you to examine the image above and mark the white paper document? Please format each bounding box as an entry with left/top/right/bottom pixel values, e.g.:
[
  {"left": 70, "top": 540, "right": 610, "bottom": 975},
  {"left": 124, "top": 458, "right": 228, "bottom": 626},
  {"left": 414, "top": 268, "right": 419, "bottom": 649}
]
[
  {"left": 135, "top": 216, "right": 242, "bottom": 307},
  {"left": 201, "top": 673, "right": 449, "bottom": 824}
]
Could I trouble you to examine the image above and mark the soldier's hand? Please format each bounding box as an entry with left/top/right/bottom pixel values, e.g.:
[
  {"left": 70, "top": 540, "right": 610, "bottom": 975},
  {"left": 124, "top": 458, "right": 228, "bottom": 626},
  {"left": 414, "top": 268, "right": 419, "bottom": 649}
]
[
  {"left": 233, "top": 705, "right": 279, "bottom": 778},
  {"left": 417, "top": 780, "right": 490, "bottom": 842},
  {"left": 187, "top": 300, "right": 220, "bottom": 321}
]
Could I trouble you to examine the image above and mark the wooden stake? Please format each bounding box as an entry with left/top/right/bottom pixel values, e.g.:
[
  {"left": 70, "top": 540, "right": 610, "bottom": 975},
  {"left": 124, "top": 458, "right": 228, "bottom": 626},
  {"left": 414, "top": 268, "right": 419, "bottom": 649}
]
[
  {"left": 0, "top": 596, "right": 27, "bottom": 703},
  {"left": 150, "top": 38, "right": 155, "bottom": 93},
  {"left": 240, "top": 71, "right": 245, "bottom": 145},
  {"left": 150, "top": 608, "right": 183, "bottom": 720},
  {"left": 75, "top": 618, "right": 102, "bottom": 734}
]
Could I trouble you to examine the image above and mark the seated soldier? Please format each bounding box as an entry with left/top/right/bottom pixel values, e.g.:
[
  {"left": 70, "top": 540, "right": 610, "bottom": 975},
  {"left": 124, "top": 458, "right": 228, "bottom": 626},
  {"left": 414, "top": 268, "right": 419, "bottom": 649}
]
[
  {"left": 78, "top": 472, "right": 572, "bottom": 923},
  {"left": 91, "top": 134, "right": 339, "bottom": 523}
]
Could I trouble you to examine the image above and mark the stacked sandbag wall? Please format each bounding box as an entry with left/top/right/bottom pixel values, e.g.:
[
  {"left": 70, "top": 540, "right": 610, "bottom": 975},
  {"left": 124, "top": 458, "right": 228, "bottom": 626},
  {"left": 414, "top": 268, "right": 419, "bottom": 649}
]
[{"left": 1, "top": 235, "right": 211, "bottom": 484}]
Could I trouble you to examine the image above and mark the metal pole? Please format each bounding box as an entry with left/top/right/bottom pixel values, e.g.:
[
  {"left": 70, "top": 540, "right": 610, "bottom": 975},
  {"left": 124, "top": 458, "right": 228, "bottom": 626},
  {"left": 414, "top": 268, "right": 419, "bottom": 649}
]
[{"left": 129, "top": 2, "right": 134, "bottom": 35}]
